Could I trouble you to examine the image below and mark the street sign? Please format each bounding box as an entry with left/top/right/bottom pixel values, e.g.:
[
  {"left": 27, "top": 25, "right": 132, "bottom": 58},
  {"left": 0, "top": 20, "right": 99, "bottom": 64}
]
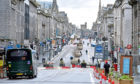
[
  {"left": 95, "top": 45, "right": 103, "bottom": 53},
  {"left": 127, "top": 44, "right": 132, "bottom": 49},
  {"left": 16, "top": 44, "right": 21, "bottom": 48},
  {"left": 6, "top": 45, "right": 14, "bottom": 50},
  {"left": 94, "top": 53, "right": 103, "bottom": 59},
  {"left": 91, "top": 44, "right": 96, "bottom": 47}
]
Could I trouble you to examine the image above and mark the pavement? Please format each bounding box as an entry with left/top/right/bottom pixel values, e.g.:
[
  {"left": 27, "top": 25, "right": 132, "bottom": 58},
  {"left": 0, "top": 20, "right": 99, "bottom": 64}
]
[{"left": 134, "top": 75, "right": 140, "bottom": 84}]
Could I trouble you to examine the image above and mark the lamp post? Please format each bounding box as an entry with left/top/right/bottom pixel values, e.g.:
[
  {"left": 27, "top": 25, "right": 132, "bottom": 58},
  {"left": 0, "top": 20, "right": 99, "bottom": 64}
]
[{"left": 102, "top": 37, "right": 107, "bottom": 61}]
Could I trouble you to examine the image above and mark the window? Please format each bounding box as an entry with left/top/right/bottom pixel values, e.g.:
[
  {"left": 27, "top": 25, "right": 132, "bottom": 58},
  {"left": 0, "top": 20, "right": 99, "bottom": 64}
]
[{"left": 10, "top": 50, "right": 28, "bottom": 57}]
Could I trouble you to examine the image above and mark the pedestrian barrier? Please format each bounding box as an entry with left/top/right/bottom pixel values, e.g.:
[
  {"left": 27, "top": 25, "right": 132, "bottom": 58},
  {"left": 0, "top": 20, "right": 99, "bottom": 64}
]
[
  {"left": 45, "top": 67, "right": 54, "bottom": 69},
  {"left": 75, "top": 65, "right": 81, "bottom": 68},
  {"left": 61, "top": 66, "right": 70, "bottom": 69},
  {"left": 72, "top": 64, "right": 75, "bottom": 68},
  {"left": 90, "top": 66, "right": 95, "bottom": 68}
]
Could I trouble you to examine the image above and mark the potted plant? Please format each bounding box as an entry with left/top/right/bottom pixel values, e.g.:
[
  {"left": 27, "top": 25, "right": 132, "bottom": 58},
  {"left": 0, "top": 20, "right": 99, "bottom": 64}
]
[{"left": 118, "top": 75, "right": 133, "bottom": 84}]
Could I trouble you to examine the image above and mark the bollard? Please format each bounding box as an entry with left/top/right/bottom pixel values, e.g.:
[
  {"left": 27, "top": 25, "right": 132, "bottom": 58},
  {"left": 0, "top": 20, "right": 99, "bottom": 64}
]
[{"left": 102, "top": 76, "right": 106, "bottom": 84}]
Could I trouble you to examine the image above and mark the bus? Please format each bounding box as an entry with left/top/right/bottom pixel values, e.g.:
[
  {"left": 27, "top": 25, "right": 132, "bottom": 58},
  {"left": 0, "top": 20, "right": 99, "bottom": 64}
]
[{"left": 6, "top": 49, "right": 37, "bottom": 79}]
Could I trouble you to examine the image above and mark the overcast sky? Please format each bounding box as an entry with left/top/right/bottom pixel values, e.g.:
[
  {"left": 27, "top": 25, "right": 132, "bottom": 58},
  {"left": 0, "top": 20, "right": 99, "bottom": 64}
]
[{"left": 38, "top": 0, "right": 115, "bottom": 29}]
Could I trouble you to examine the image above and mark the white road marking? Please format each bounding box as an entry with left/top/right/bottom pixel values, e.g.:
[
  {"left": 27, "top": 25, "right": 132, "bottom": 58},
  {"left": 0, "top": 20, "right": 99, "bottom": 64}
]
[{"left": 90, "top": 72, "right": 95, "bottom": 84}]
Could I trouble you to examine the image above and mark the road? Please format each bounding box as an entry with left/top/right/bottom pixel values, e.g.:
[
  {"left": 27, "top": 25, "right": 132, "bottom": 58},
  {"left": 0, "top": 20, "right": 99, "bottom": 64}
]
[
  {"left": 0, "top": 68, "right": 99, "bottom": 84},
  {"left": 0, "top": 39, "right": 99, "bottom": 84}
]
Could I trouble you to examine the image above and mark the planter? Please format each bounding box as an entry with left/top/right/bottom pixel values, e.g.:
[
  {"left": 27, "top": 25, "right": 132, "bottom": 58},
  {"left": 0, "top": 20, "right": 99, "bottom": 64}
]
[{"left": 119, "top": 79, "right": 133, "bottom": 84}]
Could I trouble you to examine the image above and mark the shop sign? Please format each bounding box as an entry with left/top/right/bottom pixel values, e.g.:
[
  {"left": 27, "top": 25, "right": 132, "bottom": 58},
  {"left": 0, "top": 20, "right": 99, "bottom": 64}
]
[
  {"left": 127, "top": 44, "right": 132, "bottom": 49},
  {"left": 0, "top": 60, "right": 3, "bottom": 67}
]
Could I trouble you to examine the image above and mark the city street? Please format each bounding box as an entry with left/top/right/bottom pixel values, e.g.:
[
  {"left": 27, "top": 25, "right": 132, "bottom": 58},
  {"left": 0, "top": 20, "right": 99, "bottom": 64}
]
[
  {"left": 0, "top": 39, "right": 99, "bottom": 84},
  {"left": 1, "top": 0, "right": 140, "bottom": 83}
]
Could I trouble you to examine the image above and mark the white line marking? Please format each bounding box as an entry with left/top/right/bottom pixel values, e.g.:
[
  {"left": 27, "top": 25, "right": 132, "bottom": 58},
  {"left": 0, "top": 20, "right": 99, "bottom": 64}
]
[{"left": 90, "top": 72, "right": 95, "bottom": 84}]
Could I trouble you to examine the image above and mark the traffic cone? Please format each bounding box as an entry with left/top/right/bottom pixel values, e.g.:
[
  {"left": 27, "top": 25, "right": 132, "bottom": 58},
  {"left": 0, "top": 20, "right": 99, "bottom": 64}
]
[
  {"left": 100, "top": 80, "right": 102, "bottom": 84},
  {"left": 104, "top": 76, "right": 107, "bottom": 84},
  {"left": 112, "top": 80, "right": 115, "bottom": 84},
  {"left": 102, "top": 70, "right": 104, "bottom": 73},
  {"left": 108, "top": 78, "right": 111, "bottom": 84}
]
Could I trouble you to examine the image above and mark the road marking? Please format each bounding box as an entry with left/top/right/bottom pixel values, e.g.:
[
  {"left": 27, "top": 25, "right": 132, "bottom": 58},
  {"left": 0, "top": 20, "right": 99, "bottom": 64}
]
[{"left": 90, "top": 72, "right": 95, "bottom": 84}]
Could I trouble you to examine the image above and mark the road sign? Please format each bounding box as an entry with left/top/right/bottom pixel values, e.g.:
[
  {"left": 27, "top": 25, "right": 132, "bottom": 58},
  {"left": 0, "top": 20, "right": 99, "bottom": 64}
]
[
  {"left": 95, "top": 45, "right": 103, "bottom": 53},
  {"left": 94, "top": 53, "right": 103, "bottom": 59},
  {"left": 6, "top": 45, "right": 14, "bottom": 50},
  {"left": 127, "top": 44, "right": 132, "bottom": 49}
]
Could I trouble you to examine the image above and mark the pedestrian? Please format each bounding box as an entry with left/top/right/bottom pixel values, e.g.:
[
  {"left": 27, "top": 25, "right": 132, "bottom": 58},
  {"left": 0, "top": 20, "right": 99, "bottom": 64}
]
[
  {"left": 87, "top": 43, "right": 89, "bottom": 46},
  {"left": 104, "top": 61, "right": 110, "bottom": 78},
  {"left": 86, "top": 50, "right": 88, "bottom": 55},
  {"left": 70, "top": 56, "right": 73, "bottom": 60},
  {"left": 60, "top": 58, "right": 63, "bottom": 61},
  {"left": 113, "top": 57, "right": 117, "bottom": 63},
  {"left": 81, "top": 60, "right": 87, "bottom": 68},
  {"left": 80, "top": 51, "right": 82, "bottom": 55},
  {"left": 92, "top": 56, "right": 95, "bottom": 64},
  {"left": 60, "top": 58, "right": 65, "bottom": 67},
  {"left": 78, "top": 59, "right": 81, "bottom": 65}
]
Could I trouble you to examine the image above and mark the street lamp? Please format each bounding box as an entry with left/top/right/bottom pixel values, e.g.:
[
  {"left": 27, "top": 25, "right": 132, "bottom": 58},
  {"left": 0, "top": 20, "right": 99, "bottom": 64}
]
[{"left": 102, "top": 37, "right": 108, "bottom": 61}]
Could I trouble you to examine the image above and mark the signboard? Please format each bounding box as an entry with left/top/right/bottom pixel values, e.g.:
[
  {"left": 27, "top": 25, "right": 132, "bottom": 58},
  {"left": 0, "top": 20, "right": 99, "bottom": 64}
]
[
  {"left": 127, "top": 44, "right": 132, "bottom": 49},
  {"left": 95, "top": 45, "right": 103, "bottom": 53},
  {"left": 24, "top": 40, "right": 29, "bottom": 46},
  {"left": 100, "top": 62, "right": 104, "bottom": 69},
  {"left": 123, "top": 58, "right": 130, "bottom": 74},
  {"left": 94, "top": 53, "right": 103, "bottom": 59},
  {"left": 91, "top": 44, "right": 96, "bottom": 47},
  {"left": 120, "top": 56, "right": 133, "bottom": 76},
  {"left": 0, "top": 60, "right": 3, "bottom": 67},
  {"left": 16, "top": 44, "right": 21, "bottom": 48},
  {"left": 52, "top": 40, "right": 55, "bottom": 45},
  {"left": 6, "top": 45, "right": 14, "bottom": 50}
]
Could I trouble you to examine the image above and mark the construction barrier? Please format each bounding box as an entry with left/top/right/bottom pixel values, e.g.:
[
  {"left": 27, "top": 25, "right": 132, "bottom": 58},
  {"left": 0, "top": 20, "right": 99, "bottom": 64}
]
[
  {"left": 45, "top": 67, "right": 54, "bottom": 69},
  {"left": 75, "top": 65, "right": 81, "bottom": 68},
  {"left": 72, "top": 64, "right": 75, "bottom": 68}
]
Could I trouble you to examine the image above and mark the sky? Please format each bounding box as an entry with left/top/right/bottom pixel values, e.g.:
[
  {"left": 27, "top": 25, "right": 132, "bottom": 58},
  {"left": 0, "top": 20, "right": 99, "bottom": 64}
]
[{"left": 38, "top": 0, "right": 115, "bottom": 29}]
